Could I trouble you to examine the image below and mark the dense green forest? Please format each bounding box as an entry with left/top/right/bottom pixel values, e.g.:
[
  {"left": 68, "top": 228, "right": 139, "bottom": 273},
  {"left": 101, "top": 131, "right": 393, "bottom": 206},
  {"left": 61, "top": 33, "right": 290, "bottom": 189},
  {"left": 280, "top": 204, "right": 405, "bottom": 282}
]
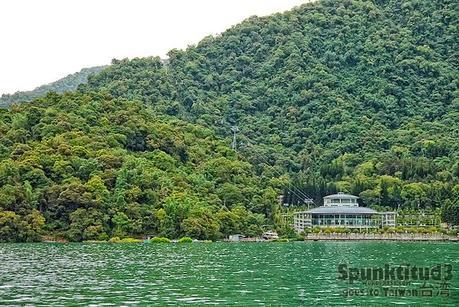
[
  {"left": 0, "top": 92, "right": 277, "bottom": 242},
  {"left": 0, "top": 66, "right": 106, "bottom": 107},
  {"left": 80, "top": 0, "right": 459, "bottom": 210},
  {"left": 0, "top": 0, "right": 458, "bottom": 241}
]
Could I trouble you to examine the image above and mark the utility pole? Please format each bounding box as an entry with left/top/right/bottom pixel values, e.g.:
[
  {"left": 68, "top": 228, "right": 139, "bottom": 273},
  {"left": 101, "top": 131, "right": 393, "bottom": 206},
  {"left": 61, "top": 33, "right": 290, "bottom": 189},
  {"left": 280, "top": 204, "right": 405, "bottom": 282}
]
[
  {"left": 304, "top": 197, "right": 314, "bottom": 210},
  {"left": 279, "top": 194, "right": 289, "bottom": 207},
  {"left": 231, "top": 126, "right": 239, "bottom": 151}
]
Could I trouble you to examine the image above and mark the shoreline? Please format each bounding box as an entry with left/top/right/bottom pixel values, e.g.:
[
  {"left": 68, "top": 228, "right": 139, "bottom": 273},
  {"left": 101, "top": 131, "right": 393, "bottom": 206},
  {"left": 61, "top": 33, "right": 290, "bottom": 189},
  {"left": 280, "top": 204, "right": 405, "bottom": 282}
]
[
  {"left": 304, "top": 233, "right": 459, "bottom": 242},
  {"left": 5, "top": 241, "right": 458, "bottom": 245}
]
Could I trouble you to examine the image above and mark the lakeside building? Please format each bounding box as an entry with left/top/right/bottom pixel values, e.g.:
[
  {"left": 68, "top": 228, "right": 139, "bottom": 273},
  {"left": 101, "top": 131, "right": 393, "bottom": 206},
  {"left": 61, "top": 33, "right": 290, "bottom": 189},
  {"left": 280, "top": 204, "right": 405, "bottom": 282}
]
[{"left": 293, "top": 193, "right": 396, "bottom": 233}]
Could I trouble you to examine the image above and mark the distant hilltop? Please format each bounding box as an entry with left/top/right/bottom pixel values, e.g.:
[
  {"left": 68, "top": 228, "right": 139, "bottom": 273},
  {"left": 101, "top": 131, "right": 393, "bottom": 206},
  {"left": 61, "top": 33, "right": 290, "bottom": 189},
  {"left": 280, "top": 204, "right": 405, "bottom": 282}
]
[{"left": 0, "top": 66, "right": 106, "bottom": 107}]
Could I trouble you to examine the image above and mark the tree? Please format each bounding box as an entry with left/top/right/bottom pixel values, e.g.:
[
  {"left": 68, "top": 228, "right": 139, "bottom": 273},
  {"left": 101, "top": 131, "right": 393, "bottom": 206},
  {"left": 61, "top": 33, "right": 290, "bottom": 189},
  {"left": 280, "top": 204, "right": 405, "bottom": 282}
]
[{"left": 441, "top": 201, "right": 459, "bottom": 226}]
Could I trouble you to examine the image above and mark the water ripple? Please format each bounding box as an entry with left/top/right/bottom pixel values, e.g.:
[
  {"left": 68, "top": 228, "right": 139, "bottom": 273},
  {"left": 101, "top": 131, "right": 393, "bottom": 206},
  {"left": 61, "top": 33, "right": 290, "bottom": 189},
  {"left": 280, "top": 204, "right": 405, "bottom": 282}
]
[{"left": 0, "top": 242, "right": 457, "bottom": 305}]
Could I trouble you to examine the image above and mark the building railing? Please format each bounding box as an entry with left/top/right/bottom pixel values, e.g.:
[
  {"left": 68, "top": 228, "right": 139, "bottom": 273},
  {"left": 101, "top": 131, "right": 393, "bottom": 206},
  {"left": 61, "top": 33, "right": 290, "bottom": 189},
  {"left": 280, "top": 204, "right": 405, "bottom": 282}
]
[{"left": 305, "top": 233, "right": 453, "bottom": 241}]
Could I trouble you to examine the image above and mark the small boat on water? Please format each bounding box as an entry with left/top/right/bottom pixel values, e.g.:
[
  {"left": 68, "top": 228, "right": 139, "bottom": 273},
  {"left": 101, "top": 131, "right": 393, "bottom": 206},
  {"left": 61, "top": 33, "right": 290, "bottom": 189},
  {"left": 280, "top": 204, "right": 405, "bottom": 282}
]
[{"left": 261, "top": 231, "right": 279, "bottom": 241}]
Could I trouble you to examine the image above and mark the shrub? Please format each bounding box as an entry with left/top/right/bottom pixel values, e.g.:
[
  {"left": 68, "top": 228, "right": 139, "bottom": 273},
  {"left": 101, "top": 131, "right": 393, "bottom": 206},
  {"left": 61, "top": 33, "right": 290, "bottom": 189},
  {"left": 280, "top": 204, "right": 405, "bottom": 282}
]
[
  {"left": 333, "top": 227, "right": 349, "bottom": 234},
  {"left": 411, "top": 227, "right": 422, "bottom": 234},
  {"left": 369, "top": 228, "right": 379, "bottom": 233},
  {"left": 292, "top": 233, "right": 305, "bottom": 241},
  {"left": 328, "top": 227, "right": 338, "bottom": 233},
  {"left": 98, "top": 233, "right": 109, "bottom": 241},
  {"left": 386, "top": 227, "right": 396, "bottom": 234},
  {"left": 83, "top": 240, "right": 108, "bottom": 243},
  {"left": 108, "top": 236, "right": 121, "bottom": 243},
  {"left": 323, "top": 227, "right": 333, "bottom": 234},
  {"left": 119, "top": 237, "right": 142, "bottom": 243},
  {"left": 108, "top": 237, "right": 142, "bottom": 243},
  {"left": 178, "top": 237, "right": 193, "bottom": 243},
  {"left": 428, "top": 226, "right": 439, "bottom": 233},
  {"left": 150, "top": 237, "right": 171, "bottom": 243}
]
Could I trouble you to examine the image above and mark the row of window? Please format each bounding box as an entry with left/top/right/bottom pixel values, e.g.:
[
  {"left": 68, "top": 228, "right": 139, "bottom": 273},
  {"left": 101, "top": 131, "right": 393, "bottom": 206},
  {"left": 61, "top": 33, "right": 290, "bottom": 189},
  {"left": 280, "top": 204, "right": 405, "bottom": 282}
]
[
  {"left": 325, "top": 198, "right": 357, "bottom": 204},
  {"left": 312, "top": 214, "right": 374, "bottom": 219},
  {"left": 312, "top": 219, "right": 377, "bottom": 226}
]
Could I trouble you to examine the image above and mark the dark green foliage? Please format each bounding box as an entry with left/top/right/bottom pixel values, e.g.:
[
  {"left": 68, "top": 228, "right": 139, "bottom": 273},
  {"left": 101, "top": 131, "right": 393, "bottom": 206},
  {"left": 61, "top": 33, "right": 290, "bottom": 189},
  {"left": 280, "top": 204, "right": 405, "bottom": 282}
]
[
  {"left": 0, "top": 210, "right": 44, "bottom": 242},
  {"left": 0, "top": 66, "right": 106, "bottom": 107},
  {"left": 441, "top": 200, "right": 459, "bottom": 226},
  {"left": 0, "top": 92, "right": 272, "bottom": 242},
  {"left": 1, "top": 0, "right": 458, "bottom": 242},
  {"left": 81, "top": 0, "right": 458, "bottom": 210}
]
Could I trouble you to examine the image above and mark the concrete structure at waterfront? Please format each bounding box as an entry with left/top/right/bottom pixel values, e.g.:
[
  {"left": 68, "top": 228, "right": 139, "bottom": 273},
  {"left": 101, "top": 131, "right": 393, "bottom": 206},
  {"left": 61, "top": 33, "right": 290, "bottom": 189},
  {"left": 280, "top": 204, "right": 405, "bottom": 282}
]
[
  {"left": 294, "top": 193, "right": 396, "bottom": 233},
  {"left": 228, "top": 234, "right": 245, "bottom": 242}
]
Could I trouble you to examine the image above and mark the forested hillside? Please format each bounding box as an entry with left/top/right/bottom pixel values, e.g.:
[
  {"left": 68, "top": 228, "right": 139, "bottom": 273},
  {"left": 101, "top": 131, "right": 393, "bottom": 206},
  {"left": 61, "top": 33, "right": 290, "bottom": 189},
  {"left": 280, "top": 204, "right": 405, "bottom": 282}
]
[
  {"left": 0, "top": 66, "right": 106, "bottom": 107},
  {"left": 1, "top": 0, "right": 458, "bottom": 242},
  {"left": 0, "top": 92, "right": 276, "bottom": 242},
  {"left": 80, "top": 0, "right": 459, "bottom": 210}
]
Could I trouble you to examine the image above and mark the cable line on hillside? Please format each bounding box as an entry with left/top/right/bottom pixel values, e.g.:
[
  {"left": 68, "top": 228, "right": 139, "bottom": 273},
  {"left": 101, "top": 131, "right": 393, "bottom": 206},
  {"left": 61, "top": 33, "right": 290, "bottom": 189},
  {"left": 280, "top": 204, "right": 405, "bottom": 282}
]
[{"left": 230, "top": 126, "right": 316, "bottom": 207}]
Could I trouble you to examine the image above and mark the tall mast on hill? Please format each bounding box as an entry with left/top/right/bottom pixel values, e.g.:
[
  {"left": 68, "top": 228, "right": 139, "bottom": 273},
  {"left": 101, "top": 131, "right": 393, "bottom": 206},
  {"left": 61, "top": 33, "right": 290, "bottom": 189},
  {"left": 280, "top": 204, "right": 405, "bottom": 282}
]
[{"left": 231, "top": 126, "right": 239, "bottom": 151}]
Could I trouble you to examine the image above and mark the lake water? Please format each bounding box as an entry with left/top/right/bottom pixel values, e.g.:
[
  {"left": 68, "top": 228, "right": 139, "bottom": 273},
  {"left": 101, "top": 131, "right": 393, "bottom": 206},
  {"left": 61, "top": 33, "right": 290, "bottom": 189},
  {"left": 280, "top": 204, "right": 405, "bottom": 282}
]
[{"left": 0, "top": 242, "right": 457, "bottom": 305}]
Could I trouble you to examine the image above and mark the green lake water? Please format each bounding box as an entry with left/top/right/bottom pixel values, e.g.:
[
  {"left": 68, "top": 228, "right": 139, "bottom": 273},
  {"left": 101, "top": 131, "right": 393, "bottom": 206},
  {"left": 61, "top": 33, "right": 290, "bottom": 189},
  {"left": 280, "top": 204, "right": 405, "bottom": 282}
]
[{"left": 0, "top": 242, "right": 457, "bottom": 306}]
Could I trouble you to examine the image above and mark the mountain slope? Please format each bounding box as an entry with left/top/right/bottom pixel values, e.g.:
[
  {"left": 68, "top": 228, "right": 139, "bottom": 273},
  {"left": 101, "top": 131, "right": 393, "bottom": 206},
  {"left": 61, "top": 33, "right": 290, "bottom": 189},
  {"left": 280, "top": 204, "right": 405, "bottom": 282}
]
[
  {"left": 0, "top": 66, "right": 106, "bottom": 107},
  {"left": 81, "top": 0, "right": 459, "bottom": 209},
  {"left": 0, "top": 92, "right": 275, "bottom": 242}
]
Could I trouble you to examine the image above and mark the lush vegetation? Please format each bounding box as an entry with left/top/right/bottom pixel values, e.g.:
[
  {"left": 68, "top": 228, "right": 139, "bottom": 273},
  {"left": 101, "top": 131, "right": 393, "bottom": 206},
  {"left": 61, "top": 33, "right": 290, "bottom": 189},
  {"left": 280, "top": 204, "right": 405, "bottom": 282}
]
[
  {"left": 0, "top": 92, "right": 275, "bottom": 242},
  {"left": 150, "top": 237, "right": 172, "bottom": 243},
  {"left": 108, "top": 237, "right": 142, "bottom": 243},
  {"left": 441, "top": 202, "right": 459, "bottom": 226},
  {"left": 0, "top": 66, "right": 106, "bottom": 107},
  {"left": 178, "top": 236, "right": 193, "bottom": 243},
  {"left": 80, "top": 0, "right": 458, "bottom": 215},
  {"left": 1, "top": 0, "right": 458, "bottom": 242}
]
